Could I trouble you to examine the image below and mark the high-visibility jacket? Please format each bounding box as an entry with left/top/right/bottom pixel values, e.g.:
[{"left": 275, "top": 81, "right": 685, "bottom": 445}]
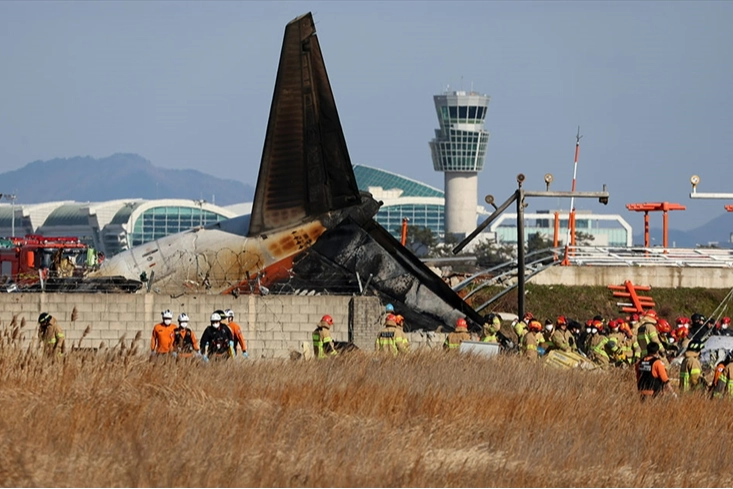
[
  {"left": 679, "top": 351, "right": 705, "bottom": 393},
  {"left": 637, "top": 321, "right": 665, "bottom": 357},
  {"left": 606, "top": 332, "right": 626, "bottom": 363},
  {"left": 521, "top": 331, "right": 539, "bottom": 360},
  {"left": 39, "top": 317, "right": 65, "bottom": 355},
  {"left": 313, "top": 325, "right": 337, "bottom": 359},
  {"left": 550, "top": 329, "right": 573, "bottom": 352},
  {"left": 514, "top": 321, "right": 527, "bottom": 342},
  {"left": 713, "top": 363, "right": 733, "bottom": 398},
  {"left": 444, "top": 331, "right": 471, "bottom": 350},
  {"left": 589, "top": 334, "right": 610, "bottom": 366},
  {"left": 375, "top": 325, "right": 409, "bottom": 356}
]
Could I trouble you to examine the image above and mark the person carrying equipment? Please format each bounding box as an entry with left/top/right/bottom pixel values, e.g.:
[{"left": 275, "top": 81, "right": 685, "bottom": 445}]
[
  {"left": 200, "top": 313, "right": 234, "bottom": 360},
  {"left": 172, "top": 313, "right": 199, "bottom": 359}
]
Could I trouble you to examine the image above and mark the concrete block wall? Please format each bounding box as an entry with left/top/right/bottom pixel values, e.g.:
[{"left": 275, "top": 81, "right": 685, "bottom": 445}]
[{"left": 0, "top": 293, "right": 383, "bottom": 358}]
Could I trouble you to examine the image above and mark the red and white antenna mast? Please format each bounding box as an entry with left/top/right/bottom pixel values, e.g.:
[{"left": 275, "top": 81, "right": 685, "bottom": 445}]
[{"left": 562, "top": 127, "right": 582, "bottom": 264}]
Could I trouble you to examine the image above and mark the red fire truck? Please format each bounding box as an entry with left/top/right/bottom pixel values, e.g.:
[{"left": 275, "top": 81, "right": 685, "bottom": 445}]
[{"left": 0, "top": 235, "right": 91, "bottom": 288}]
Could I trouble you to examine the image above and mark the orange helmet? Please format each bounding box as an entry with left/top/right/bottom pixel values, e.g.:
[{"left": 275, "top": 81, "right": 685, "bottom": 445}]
[
  {"left": 656, "top": 318, "right": 671, "bottom": 334},
  {"left": 320, "top": 315, "right": 334, "bottom": 326},
  {"left": 528, "top": 319, "right": 542, "bottom": 332},
  {"left": 645, "top": 310, "right": 658, "bottom": 319},
  {"left": 674, "top": 326, "right": 689, "bottom": 340},
  {"left": 395, "top": 314, "right": 404, "bottom": 326},
  {"left": 556, "top": 315, "right": 567, "bottom": 326},
  {"left": 619, "top": 323, "right": 633, "bottom": 338},
  {"left": 456, "top": 318, "right": 467, "bottom": 331}
]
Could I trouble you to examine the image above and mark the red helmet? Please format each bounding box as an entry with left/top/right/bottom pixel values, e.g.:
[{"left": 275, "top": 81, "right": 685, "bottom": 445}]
[
  {"left": 556, "top": 315, "right": 567, "bottom": 326},
  {"left": 456, "top": 318, "right": 467, "bottom": 330},
  {"left": 656, "top": 318, "right": 671, "bottom": 334},
  {"left": 723, "top": 317, "right": 731, "bottom": 325},
  {"left": 608, "top": 319, "right": 618, "bottom": 330},
  {"left": 385, "top": 313, "right": 396, "bottom": 324},
  {"left": 320, "top": 315, "right": 334, "bottom": 326},
  {"left": 630, "top": 313, "right": 640, "bottom": 322},
  {"left": 645, "top": 310, "right": 658, "bottom": 319},
  {"left": 676, "top": 316, "right": 691, "bottom": 327},
  {"left": 523, "top": 312, "right": 534, "bottom": 322}
]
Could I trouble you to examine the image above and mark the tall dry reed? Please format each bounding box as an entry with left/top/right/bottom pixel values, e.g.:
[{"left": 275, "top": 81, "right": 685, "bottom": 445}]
[{"left": 0, "top": 327, "right": 730, "bottom": 487}]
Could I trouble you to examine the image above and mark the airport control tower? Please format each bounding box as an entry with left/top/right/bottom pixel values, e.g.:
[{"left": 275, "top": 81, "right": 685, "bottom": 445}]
[{"left": 429, "top": 90, "right": 490, "bottom": 237}]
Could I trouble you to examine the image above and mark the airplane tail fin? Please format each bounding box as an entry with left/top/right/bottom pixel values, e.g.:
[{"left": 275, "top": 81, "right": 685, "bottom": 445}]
[{"left": 248, "top": 12, "right": 361, "bottom": 237}]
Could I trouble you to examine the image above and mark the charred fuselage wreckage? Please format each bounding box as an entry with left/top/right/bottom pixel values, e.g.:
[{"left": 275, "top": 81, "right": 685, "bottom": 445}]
[{"left": 91, "top": 13, "right": 486, "bottom": 331}]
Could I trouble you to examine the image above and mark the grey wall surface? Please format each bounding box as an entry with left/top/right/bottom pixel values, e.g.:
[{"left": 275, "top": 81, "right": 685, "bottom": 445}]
[
  {"left": 531, "top": 266, "right": 733, "bottom": 288},
  {"left": 0, "top": 293, "right": 389, "bottom": 358}
]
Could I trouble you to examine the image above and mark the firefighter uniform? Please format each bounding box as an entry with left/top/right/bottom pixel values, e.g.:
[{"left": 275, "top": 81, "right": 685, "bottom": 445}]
[
  {"left": 376, "top": 316, "right": 409, "bottom": 356},
  {"left": 313, "top": 315, "right": 338, "bottom": 359},
  {"left": 550, "top": 328, "right": 574, "bottom": 352},
  {"left": 38, "top": 314, "right": 65, "bottom": 356},
  {"left": 636, "top": 314, "right": 665, "bottom": 357},
  {"left": 679, "top": 348, "right": 706, "bottom": 394}
]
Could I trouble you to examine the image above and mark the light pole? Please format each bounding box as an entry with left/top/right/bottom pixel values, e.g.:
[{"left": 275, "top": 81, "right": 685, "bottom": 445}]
[
  {"left": 1, "top": 194, "right": 17, "bottom": 237},
  {"left": 193, "top": 199, "right": 206, "bottom": 227},
  {"left": 453, "top": 173, "right": 609, "bottom": 320}
]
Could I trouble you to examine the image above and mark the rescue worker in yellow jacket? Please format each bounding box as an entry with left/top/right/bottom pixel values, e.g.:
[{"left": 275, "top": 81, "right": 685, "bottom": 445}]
[
  {"left": 514, "top": 312, "right": 533, "bottom": 343},
  {"left": 481, "top": 314, "right": 501, "bottom": 343},
  {"left": 606, "top": 320, "right": 627, "bottom": 366},
  {"left": 444, "top": 318, "right": 471, "bottom": 350},
  {"left": 521, "top": 319, "right": 543, "bottom": 360},
  {"left": 679, "top": 341, "right": 707, "bottom": 394},
  {"left": 38, "top": 312, "right": 65, "bottom": 356},
  {"left": 313, "top": 315, "right": 338, "bottom": 359},
  {"left": 376, "top": 313, "right": 409, "bottom": 356},
  {"left": 636, "top": 310, "right": 665, "bottom": 357},
  {"left": 587, "top": 319, "right": 611, "bottom": 367},
  {"left": 550, "top": 316, "right": 574, "bottom": 352}
]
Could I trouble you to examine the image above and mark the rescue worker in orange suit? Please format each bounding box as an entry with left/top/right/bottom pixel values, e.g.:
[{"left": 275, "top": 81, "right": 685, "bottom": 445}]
[
  {"left": 200, "top": 312, "right": 234, "bottom": 360},
  {"left": 151, "top": 309, "right": 177, "bottom": 356},
  {"left": 172, "top": 313, "right": 199, "bottom": 359},
  {"left": 521, "top": 318, "right": 543, "bottom": 360},
  {"left": 444, "top": 318, "right": 471, "bottom": 350},
  {"left": 313, "top": 314, "right": 338, "bottom": 359},
  {"left": 635, "top": 342, "right": 676, "bottom": 400},
  {"left": 376, "top": 313, "right": 409, "bottom": 356},
  {"left": 679, "top": 341, "right": 707, "bottom": 394},
  {"left": 37, "top": 312, "right": 65, "bottom": 356},
  {"left": 223, "top": 309, "right": 248, "bottom": 359}
]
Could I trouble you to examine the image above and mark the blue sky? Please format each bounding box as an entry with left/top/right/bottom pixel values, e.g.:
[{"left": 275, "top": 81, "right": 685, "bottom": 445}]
[{"left": 1, "top": 1, "right": 732, "bottom": 231}]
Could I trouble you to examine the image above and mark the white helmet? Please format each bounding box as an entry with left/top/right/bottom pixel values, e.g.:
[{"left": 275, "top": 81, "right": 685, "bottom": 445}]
[
  {"left": 178, "top": 313, "right": 189, "bottom": 323},
  {"left": 162, "top": 310, "right": 173, "bottom": 320},
  {"left": 224, "top": 308, "right": 234, "bottom": 318},
  {"left": 210, "top": 312, "right": 221, "bottom": 322}
]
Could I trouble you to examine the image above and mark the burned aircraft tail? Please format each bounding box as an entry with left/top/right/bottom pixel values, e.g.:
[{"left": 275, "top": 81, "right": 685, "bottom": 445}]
[{"left": 248, "top": 13, "right": 361, "bottom": 238}]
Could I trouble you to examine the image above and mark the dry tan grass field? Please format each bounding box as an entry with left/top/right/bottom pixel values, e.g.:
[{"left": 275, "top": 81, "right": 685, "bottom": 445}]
[{"left": 1, "top": 324, "right": 732, "bottom": 487}]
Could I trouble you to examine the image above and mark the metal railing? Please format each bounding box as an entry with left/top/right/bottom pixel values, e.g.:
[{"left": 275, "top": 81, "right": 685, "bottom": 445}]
[{"left": 562, "top": 246, "right": 733, "bottom": 268}]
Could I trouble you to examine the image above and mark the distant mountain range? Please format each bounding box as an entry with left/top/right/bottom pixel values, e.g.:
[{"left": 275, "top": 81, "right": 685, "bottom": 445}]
[
  {"left": 631, "top": 212, "right": 733, "bottom": 249},
  {"left": 1, "top": 153, "right": 730, "bottom": 247},
  {"left": 0, "top": 153, "right": 254, "bottom": 206}
]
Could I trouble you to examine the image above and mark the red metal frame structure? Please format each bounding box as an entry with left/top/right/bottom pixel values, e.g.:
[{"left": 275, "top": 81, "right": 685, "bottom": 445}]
[
  {"left": 608, "top": 280, "right": 655, "bottom": 314},
  {"left": 626, "top": 202, "right": 686, "bottom": 249}
]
